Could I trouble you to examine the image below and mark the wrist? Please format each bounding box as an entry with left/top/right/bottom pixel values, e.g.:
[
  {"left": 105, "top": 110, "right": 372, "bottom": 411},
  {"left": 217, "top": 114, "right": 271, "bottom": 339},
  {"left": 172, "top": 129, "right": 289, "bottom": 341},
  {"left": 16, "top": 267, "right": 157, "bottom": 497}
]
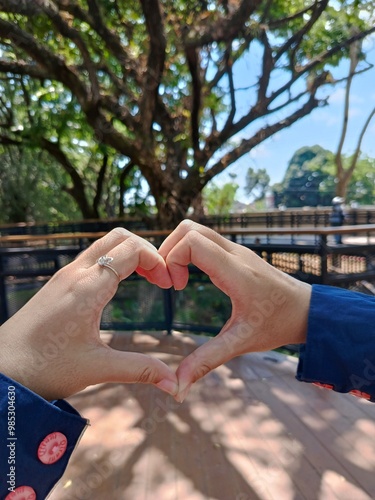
[{"left": 284, "top": 278, "right": 311, "bottom": 345}]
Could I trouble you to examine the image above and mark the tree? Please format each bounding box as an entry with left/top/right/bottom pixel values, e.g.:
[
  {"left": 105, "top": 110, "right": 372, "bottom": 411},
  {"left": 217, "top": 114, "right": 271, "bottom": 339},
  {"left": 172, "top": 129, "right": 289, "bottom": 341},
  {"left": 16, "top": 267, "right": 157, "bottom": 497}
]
[
  {"left": 274, "top": 145, "right": 375, "bottom": 207},
  {"left": 0, "top": 1, "right": 374, "bottom": 227},
  {"left": 245, "top": 167, "right": 270, "bottom": 202},
  {"left": 273, "top": 145, "right": 335, "bottom": 207},
  {"left": 203, "top": 181, "right": 238, "bottom": 215}
]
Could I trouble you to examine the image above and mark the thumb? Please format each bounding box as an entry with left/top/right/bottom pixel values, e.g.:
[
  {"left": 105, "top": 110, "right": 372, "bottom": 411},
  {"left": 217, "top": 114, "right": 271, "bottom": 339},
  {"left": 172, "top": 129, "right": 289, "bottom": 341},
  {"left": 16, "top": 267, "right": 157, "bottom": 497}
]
[
  {"left": 175, "top": 327, "right": 240, "bottom": 402},
  {"left": 93, "top": 348, "right": 179, "bottom": 397}
]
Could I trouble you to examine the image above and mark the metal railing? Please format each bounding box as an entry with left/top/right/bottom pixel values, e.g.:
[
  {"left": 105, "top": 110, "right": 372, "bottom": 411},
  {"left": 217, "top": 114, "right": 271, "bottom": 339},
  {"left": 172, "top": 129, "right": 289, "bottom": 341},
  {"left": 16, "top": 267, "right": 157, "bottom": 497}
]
[
  {"left": 1, "top": 226, "right": 375, "bottom": 333},
  {"left": 201, "top": 208, "right": 375, "bottom": 229},
  {"left": 1, "top": 208, "right": 375, "bottom": 236}
]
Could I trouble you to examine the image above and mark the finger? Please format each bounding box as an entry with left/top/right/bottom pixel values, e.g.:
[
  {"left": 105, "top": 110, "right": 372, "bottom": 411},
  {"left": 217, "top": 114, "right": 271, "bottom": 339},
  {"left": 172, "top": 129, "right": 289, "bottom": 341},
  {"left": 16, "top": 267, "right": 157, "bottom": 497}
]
[
  {"left": 159, "top": 220, "right": 234, "bottom": 259},
  {"left": 92, "top": 235, "right": 173, "bottom": 288},
  {"left": 175, "top": 324, "right": 241, "bottom": 402},
  {"left": 165, "top": 230, "right": 238, "bottom": 291},
  {"left": 135, "top": 264, "right": 173, "bottom": 288},
  {"left": 77, "top": 227, "right": 157, "bottom": 267},
  {"left": 90, "top": 347, "right": 179, "bottom": 397}
]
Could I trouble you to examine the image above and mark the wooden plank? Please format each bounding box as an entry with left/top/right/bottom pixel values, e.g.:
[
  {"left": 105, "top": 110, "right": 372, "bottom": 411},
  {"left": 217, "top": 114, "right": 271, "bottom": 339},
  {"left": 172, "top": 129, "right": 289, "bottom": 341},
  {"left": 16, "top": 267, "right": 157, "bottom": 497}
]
[
  {"left": 49, "top": 333, "right": 375, "bottom": 500},
  {"left": 273, "top": 375, "right": 375, "bottom": 498}
]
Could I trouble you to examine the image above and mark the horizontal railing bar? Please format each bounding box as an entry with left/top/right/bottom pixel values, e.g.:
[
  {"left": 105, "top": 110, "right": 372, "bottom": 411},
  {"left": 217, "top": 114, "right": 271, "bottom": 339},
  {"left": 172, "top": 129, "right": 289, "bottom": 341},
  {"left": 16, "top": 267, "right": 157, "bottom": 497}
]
[{"left": 1, "top": 224, "right": 375, "bottom": 246}]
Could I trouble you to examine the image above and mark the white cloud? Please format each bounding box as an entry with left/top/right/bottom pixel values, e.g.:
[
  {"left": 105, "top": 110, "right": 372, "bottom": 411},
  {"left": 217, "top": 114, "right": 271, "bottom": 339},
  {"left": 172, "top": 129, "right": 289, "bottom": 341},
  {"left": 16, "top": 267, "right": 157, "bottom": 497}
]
[
  {"left": 328, "top": 87, "right": 346, "bottom": 104},
  {"left": 327, "top": 87, "right": 364, "bottom": 106},
  {"left": 249, "top": 143, "right": 272, "bottom": 159},
  {"left": 311, "top": 108, "right": 340, "bottom": 126}
]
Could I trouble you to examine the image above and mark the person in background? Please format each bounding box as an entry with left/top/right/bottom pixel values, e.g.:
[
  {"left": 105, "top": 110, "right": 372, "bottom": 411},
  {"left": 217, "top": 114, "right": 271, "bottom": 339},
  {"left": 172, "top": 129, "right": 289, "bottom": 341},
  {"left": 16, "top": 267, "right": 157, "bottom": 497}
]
[{"left": 329, "top": 196, "right": 346, "bottom": 244}]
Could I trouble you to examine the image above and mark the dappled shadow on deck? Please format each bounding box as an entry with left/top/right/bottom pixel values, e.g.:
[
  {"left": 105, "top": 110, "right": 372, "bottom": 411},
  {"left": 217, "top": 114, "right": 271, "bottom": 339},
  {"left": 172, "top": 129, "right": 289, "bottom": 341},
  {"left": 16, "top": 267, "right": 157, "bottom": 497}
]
[{"left": 50, "top": 332, "right": 375, "bottom": 500}]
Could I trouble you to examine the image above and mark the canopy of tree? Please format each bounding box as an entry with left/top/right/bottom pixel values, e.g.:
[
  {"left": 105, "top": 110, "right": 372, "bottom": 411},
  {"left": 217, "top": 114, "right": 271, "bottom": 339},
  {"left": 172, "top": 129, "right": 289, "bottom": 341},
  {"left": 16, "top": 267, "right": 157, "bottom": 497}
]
[
  {"left": 0, "top": 0, "right": 374, "bottom": 226},
  {"left": 203, "top": 180, "right": 238, "bottom": 216},
  {"left": 273, "top": 145, "right": 375, "bottom": 207}
]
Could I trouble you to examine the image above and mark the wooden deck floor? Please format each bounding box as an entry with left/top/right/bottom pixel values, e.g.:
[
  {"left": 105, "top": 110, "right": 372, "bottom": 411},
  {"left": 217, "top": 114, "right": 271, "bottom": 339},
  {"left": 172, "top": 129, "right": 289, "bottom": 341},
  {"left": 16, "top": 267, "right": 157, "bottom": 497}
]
[{"left": 50, "top": 332, "right": 375, "bottom": 500}]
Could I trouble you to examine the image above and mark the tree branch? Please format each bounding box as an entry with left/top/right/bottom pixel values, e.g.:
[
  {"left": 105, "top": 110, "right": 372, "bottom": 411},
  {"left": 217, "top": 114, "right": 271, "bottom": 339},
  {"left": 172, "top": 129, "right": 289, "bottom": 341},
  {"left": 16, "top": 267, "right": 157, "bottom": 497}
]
[
  {"left": 0, "top": 134, "right": 22, "bottom": 146},
  {"left": 271, "top": 24, "right": 375, "bottom": 105},
  {"left": 221, "top": 43, "right": 236, "bottom": 135},
  {"left": 85, "top": 0, "right": 142, "bottom": 85},
  {"left": 344, "top": 105, "right": 375, "bottom": 184},
  {"left": 268, "top": 1, "right": 323, "bottom": 29},
  {"left": 119, "top": 160, "right": 135, "bottom": 217},
  {"left": 185, "top": 0, "right": 261, "bottom": 48},
  {"left": 85, "top": 108, "right": 146, "bottom": 168},
  {"left": 39, "top": 137, "right": 95, "bottom": 217},
  {"left": 0, "top": 16, "right": 140, "bottom": 160},
  {"left": 139, "top": 0, "right": 166, "bottom": 136},
  {"left": 34, "top": 0, "right": 100, "bottom": 103},
  {"left": 0, "top": 18, "right": 88, "bottom": 105},
  {"left": 335, "top": 33, "right": 363, "bottom": 173},
  {"left": 185, "top": 44, "right": 201, "bottom": 152},
  {"left": 0, "top": 0, "right": 44, "bottom": 15},
  {"left": 205, "top": 92, "right": 321, "bottom": 182},
  {"left": 0, "top": 60, "right": 49, "bottom": 79},
  {"left": 257, "top": 29, "right": 274, "bottom": 103},
  {"left": 0, "top": 92, "right": 13, "bottom": 127},
  {"left": 93, "top": 152, "right": 108, "bottom": 215},
  {"left": 274, "top": 0, "right": 328, "bottom": 66}
]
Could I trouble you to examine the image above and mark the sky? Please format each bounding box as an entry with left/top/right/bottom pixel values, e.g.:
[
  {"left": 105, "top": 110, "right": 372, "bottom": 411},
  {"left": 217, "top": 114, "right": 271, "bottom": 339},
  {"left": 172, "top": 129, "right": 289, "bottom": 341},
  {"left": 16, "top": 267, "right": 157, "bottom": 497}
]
[{"left": 214, "top": 36, "right": 375, "bottom": 203}]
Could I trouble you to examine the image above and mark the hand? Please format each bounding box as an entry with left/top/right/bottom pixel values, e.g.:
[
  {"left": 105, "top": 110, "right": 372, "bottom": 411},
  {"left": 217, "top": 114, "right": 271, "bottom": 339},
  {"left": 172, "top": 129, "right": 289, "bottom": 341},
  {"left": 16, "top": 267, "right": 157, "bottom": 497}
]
[
  {"left": 0, "top": 228, "right": 178, "bottom": 401},
  {"left": 159, "top": 220, "right": 312, "bottom": 402}
]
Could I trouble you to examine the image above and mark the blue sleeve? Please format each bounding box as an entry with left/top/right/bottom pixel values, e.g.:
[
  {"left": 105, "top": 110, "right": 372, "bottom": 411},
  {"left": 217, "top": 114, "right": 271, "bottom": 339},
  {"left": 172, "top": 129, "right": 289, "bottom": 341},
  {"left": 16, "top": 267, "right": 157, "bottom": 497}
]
[
  {"left": 296, "top": 284, "right": 375, "bottom": 402},
  {"left": 0, "top": 373, "right": 88, "bottom": 499}
]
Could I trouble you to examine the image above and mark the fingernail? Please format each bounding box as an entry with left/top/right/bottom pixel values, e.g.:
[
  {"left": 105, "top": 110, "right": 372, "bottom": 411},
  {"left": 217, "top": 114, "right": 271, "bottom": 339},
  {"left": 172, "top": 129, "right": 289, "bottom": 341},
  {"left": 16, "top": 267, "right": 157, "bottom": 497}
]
[
  {"left": 175, "top": 382, "right": 192, "bottom": 403},
  {"left": 156, "top": 379, "right": 179, "bottom": 396}
]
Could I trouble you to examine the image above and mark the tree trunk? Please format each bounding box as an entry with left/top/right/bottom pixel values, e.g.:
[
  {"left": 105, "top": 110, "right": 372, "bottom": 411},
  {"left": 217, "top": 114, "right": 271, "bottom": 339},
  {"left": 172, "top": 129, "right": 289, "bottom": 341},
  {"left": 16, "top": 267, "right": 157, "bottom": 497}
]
[
  {"left": 335, "top": 174, "right": 350, "bottom": 201},
  {"left": 154, "top": 192, "right": 190, "bottom": 229},
  {"left": 62, "top": 185, "right": 99, "bottom": 219},
  {"left": 190, "top": 191, "right": 205, "bottom": 221},
  {"left": 148, "top": 168, "right": 206, "bottom": 228}
]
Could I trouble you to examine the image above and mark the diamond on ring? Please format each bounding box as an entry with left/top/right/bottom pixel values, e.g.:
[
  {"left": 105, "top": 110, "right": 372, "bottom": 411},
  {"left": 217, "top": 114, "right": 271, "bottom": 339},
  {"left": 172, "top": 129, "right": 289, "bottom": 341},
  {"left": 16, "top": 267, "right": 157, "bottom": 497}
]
[
  {"left": 97, "top": 255, "right": 120, "bottom": 281},
  {"left": 97, "top": 255, "right": 114, "bottom": 266}
]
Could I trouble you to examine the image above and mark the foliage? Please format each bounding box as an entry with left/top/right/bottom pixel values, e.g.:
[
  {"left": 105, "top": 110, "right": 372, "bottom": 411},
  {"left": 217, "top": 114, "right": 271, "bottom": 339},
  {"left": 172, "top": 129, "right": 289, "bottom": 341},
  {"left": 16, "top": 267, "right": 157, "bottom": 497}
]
[
  {"left": 273, "top": 145, "right": 375, "bottom": 207},
  {"left": 245, "top": 167, "right": 270, "bottom": 201},
  {"left": 0, "top": 145, "right": 80, "bottom": 222},
  {"left": 0, "top": 0, "right": 374, "bottom": 226},
  {"left": 203, "top": 181, "right": 238, "bottom": 215},
  {"left": 347, "top": 156, "right": 375, "bottom": 205},
  {"left": 174, "top": 279, "right": 231, "bottom": 329}
]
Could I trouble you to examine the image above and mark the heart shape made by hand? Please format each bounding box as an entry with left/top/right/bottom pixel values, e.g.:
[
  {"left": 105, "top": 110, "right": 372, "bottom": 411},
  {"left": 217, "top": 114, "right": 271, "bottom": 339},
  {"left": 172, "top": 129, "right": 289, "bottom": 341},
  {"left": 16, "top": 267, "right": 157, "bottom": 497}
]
[{"left": 0, "top": 221, "right": 310, "bottom": 403}]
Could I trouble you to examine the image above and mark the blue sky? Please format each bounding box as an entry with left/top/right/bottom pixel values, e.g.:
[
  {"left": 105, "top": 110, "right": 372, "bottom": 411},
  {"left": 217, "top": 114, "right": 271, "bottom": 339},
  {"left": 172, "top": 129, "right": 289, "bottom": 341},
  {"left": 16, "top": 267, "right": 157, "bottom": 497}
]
[{"left": 215, "top": 36, "right": 375, "bottom": 203}]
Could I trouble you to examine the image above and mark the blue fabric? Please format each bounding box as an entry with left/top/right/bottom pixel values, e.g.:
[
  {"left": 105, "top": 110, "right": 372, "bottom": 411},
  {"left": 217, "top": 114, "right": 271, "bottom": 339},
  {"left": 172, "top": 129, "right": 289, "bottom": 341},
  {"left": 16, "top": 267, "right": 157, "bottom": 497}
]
[
  {"left": 0, "top": 373, "right": 88, "bottom": 499},
  {"left": 297, "top": 284, "right": 375, "bottom": 401}
]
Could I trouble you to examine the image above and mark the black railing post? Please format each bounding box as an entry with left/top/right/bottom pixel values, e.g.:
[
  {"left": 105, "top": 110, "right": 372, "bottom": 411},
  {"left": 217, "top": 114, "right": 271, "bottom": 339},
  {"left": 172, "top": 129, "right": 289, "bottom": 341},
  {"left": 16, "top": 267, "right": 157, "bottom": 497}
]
[
  {"left": 163, "top": 288, "right": 174, "bottom": 335},
  {"left": 320, "top": 234, "right": 328, "bottom": 284}
]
